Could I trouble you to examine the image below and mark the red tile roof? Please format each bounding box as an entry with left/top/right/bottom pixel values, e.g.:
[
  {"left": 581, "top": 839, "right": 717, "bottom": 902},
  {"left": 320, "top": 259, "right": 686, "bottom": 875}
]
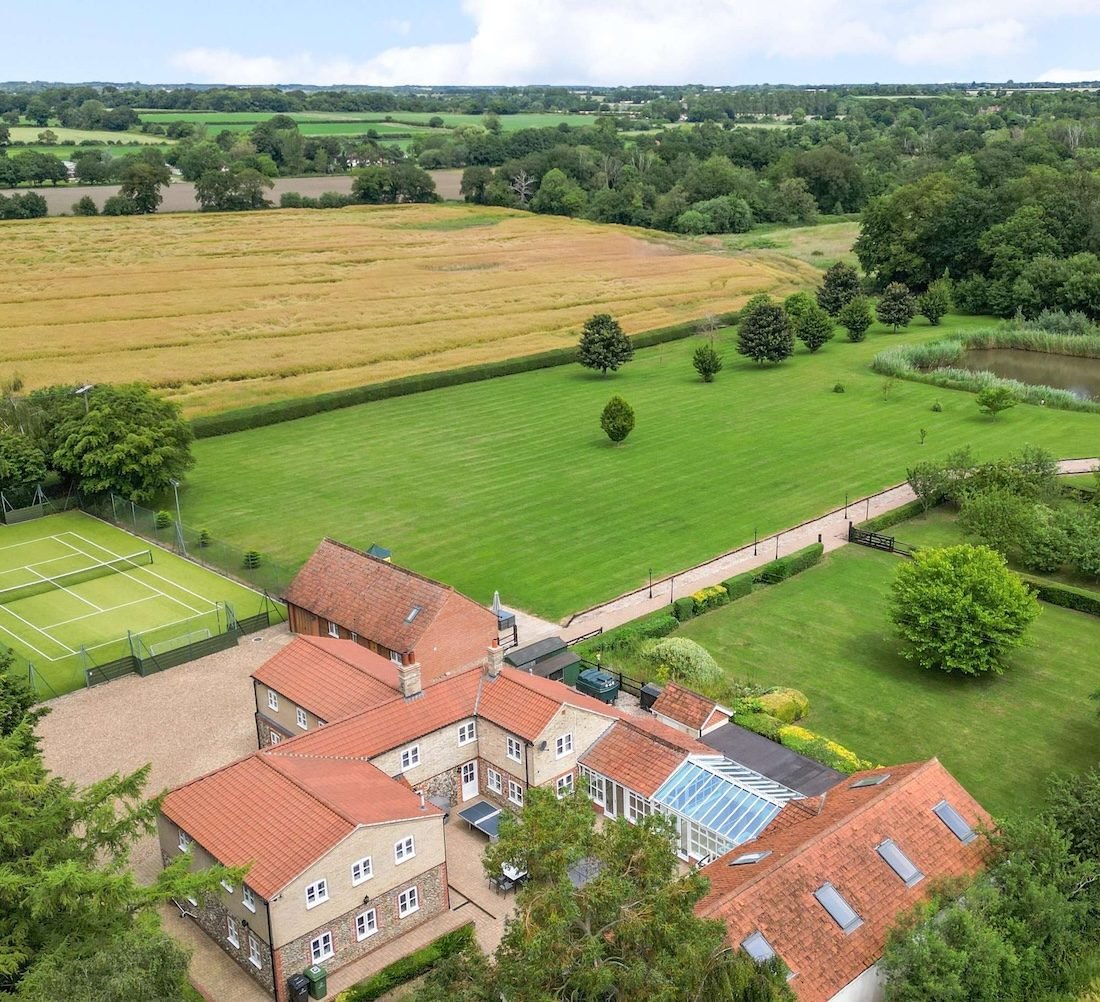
[
  {"left": 283, "top": 539, "right": 497, "bottom": 671},
  {"left": 162, "top": 753, "right": 438, "bottom": 899},
  {"left": 252, "top": 636, "right": 399, "bottom": 722},
  {"left": 697, "top": 759, "right": 992, "bottom": 1002},
  {"left": 652, "top": 683, "right": 721, "bottom": 731},
  {"left": 579, "top": 720, "right": 691, "bottom": 797}
]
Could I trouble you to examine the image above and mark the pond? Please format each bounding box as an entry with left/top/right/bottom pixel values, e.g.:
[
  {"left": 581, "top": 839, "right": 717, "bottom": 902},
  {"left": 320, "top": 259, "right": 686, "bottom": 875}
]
[{"left": 959, "top": 348, "right": 1100, "bottom": 401}]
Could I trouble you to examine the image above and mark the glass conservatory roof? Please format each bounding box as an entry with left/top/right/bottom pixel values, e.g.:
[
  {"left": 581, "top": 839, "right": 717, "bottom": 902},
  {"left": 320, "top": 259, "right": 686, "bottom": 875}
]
[{"left": 653, "top": 755, "right": 802, "bottom": 847}]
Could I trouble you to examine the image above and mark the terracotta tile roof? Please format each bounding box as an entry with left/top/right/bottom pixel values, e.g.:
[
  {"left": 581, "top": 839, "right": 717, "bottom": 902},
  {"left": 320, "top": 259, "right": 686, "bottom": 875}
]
[
  {"left": 652, "top": 683, "right": 721, "bottom": 731},
  {"left": 579, "top": 720, "right": 691, "bottom": 797},
  {"left": 696, "top": 759, "right": 992, "bottom": 1002},
  {"left": 283, "top": 539, "right": 498, "bottom": 663},
  {"left": 251, "top": 636, "right": 399, "bottom": 722},
  {"left": 162, "top": 752, "right": 435, "bottom": 898}
]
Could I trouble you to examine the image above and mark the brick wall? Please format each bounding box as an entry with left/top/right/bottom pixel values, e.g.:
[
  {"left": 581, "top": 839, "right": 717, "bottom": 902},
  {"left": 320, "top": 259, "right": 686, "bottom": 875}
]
[
  {"left": 256, "top": 713, "right": 292, "bottom": 749},
  {"left": 275, "top": 862, "right": 448, "bottom": 990}
]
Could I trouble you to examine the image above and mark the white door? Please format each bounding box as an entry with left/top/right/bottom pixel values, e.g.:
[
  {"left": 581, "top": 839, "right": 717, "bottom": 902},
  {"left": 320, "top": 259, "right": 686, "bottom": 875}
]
[{"left": 461, "top": 761, "right": 478, "bottom": 801}]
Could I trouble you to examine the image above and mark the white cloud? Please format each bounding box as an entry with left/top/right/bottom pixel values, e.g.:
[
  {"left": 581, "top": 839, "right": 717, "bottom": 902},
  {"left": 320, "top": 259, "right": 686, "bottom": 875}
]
[
  {"left": 170, "top": 0, "right": 1100, "bottom": 85},
  {"left": 1038, "top": 67, "right": 1100, "bottom": 82}
]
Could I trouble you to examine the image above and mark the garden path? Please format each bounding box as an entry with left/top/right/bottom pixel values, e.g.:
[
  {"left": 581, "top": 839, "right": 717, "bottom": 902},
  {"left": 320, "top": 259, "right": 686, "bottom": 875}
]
[{"left": 559, "top": 457, "right": 1099, "bottom": 642}]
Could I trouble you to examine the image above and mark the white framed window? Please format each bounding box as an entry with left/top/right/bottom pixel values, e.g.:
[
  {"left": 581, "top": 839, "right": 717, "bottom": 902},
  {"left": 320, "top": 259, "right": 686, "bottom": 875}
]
[
  {"left": 509, "top": 780, "right": 524, "bottom": 807},
  {"left": 221, "top": 878, "right": 234, "bottom": 894},
  {"left": 555, "top": 733, "right": 574, "bottom": 758},
  {"left": 310, "top": 931, "right": 334, "bottom": 963},
  {"left": 627, "top": 791, "right": 651, "bottom": 823},
  {"left": 267, "top": 689, "right": 279, "bottom": 711},
  {"left": 351, "top": 856, "right": 373, "bottom": 885},
  {"left": 248, "top": 932, "right": 262, "bottom": 969},
  {"left": 458, "top": 721, "right": 476, "bottom": 745},
  {"left": 305, "top": 878, "right": 328, "bottom": 909},
  {"left": 242, "top": 885, "right": 256, "bottom": 912},
  {"left": 296, "top": 707, "right": 308, "bottom": 730},
  {"left": 269, "top": 731, "right": 281, "bottom": 746},
  {"left": 487, "top": 767, "right": 502, "bottom": 794},
  {"left": 398, "top": 887, "right": 419, "bottom": 917},
  {"left": 226, "top": 915, "right": 240, "bottom": 948},
  {"left": 350, "top": 631, "right": 358, "bottom": 642},
  {"left": 506, "top": 735, "right": 522, "bottom": 762},
  {"left": 356, "top": 909, "right": 378, "bottom": 941},
  {"left": 395, "top": 836, "right": 415, "bottom": 863},
  {"left": 390, "top": 651, "right": 403, "bottom": 664},
  {"left": 177, "top": 828, "right": 192, "bottom": 852},
  {"left": 581, "top": 768, "right": 605, "bottom": 805},
  {"left": 327, "top": 621, "right": 339, "bottom": 638},
  {"left": 400, "top": 744, "right": 420, "bottom": 770},
  {"left": 557, "top": 773, "right": 574, "bottom": 798}
]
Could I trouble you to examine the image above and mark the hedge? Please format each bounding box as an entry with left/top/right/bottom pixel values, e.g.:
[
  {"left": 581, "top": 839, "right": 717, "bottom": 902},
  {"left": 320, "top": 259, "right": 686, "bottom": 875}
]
[
  {"left": 584, "top": 612, "right": 679, "bottom": 655},
  {"left": 672, "top": 597, "right": 696, "bottom": 622},
  {"left": 733, "top": 711, "right": 782, "bottom": 739},
  {"left": 722, "top": 571, "right": 754, "bottom": 601},
  {"left": 752, "top": 543, "right": 824, "bottom": 584},
  {"left": 1021, "top": 577, "right": 1100, "bottom": 618},
  {"left": 858, "top": 497, "right": 934, "bottom": 532},
  {"left": 777, "top": 725, "right": 875, "bottom": 774},
  {"left": 757, "top": 687, "right": 810, "bottom": 724},
  {"left": 191, "top": 312, "right": 739, "bottom": 439},
  {"left": 691, "top": 584, "right": 729, "bottom": 615},
  {"left": 337, "top": 924, "right": 475, "bottom": 1002}
]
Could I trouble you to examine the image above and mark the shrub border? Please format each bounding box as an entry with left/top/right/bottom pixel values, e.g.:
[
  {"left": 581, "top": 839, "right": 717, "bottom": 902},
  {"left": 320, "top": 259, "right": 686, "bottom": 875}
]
[
  {"left": 191, "top": 312, "right": 740, "bottom": 438},
  {"left": 336, "top": 923, "right": 475, "bottom": 1002}
]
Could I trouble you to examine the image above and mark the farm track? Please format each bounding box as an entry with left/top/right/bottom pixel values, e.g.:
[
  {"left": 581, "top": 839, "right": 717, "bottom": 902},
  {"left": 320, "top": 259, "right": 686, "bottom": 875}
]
[{"left": 0, "top": 203, "right": 819, "bottom": 414}]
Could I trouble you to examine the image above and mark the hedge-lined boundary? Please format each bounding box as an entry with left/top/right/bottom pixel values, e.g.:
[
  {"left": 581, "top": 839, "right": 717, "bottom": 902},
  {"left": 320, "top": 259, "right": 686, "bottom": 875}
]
[
  {"left": 752, "top": 543, "right": 824, "bottom": 584},
  {"left": 191, "top": 312, "right": 740, "bottom": 438},
  {"left": 857, "top": 497, "right": 938, "bottom": 532},
  {"left": 871, "top": 327, "right": 1100, "bottom": 415},
  {"left": 336, "top": 924, "right": 475, "bottom": 1002},
  {"left": 1021, "top": 577, "right": 1100, "bottom": 618}
]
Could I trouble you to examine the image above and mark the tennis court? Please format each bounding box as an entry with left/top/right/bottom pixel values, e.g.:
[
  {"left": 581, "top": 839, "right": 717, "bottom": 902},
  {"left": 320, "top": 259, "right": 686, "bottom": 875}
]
[{"left": 0, "top": 510, "right": 273, "bottom": 696}]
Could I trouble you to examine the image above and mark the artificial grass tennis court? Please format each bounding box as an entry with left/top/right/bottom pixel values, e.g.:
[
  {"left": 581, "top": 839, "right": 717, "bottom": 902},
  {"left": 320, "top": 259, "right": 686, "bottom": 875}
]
[
  {"left": 0, "top": 511, "right": 267, "bottom": 697},
  {"left": 183, "top": 313, "right": 1100, "bottom": 620},
  {"left": 678, "top": 545, "right": 1100, "bottom": 816}
]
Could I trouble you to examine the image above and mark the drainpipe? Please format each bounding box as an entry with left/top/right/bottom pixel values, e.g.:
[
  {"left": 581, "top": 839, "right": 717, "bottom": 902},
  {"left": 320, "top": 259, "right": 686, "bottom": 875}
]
[
  {"left": 524, "top": 739, "right": 532, "bottom": 792},
  {"left": 265, "top": 899, "right": 277, "bottom": 1000}
]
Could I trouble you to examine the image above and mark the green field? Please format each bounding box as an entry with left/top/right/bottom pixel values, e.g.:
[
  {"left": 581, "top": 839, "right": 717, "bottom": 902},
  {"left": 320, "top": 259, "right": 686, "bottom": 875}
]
[
  {"left": 137, "top": 110, "right": 585, "bottom": 132},
  {"left": 676, "top": 545, "right": 1100, "bottom": 816},
  {"left": 182, "top": 313, "right": 1100, "bottom": 619},
  {"left": 6, "top": 126, "right": 166, "bottom": 146},
  {"left": 0, "top": 511, "right": 269, "bottom": 696}
]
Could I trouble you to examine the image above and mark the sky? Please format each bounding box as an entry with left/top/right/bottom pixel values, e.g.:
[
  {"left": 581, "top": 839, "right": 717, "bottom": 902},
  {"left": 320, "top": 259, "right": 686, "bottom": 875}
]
[{"left": 6, "top": 0, "right": 1100, "bottom": 87}]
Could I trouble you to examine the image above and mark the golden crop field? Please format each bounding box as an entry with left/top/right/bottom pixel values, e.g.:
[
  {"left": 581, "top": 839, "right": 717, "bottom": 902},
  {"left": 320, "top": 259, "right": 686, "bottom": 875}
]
[{"left": 0, "top": 203, "right": 821, "bottom": 415}]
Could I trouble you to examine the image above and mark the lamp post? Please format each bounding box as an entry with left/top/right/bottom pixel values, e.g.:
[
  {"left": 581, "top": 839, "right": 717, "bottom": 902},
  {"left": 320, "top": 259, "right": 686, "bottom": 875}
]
[
  {"left": 170, "top": 478, "right": 186, "bottom": 557},
  {"left": 74, "top": 384, "right": 94, "bottom": 414},
  {"left": 753, "top": 528, "right": 758, "bottom": 556},
  {"left": 844, "top": 492, "right": 849, "bottom": 518},
  {"left": 648, "top": 568, "right": 653, "bottom": 599}
]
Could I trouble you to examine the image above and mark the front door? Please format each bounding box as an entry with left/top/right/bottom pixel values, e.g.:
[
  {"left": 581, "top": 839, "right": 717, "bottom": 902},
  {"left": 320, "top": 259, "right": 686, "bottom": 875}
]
[{"left": 461, "top": 761, "right": 478, "bottom": 801}]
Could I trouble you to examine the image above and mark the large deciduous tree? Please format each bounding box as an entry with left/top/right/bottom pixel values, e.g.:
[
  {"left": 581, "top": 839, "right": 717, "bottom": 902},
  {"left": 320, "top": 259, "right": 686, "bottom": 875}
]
[
  {"left": 794, "top": 304, "right": 836, "bottom": 353},
  {"left": 48, "top": 384, "right": 194, "bottom": 502},
  {"left": 876, "top": 282, "right": 917, "bottom": 332},
  {"left": 118, "top": 161, "right": 171, "bottom": 215},
  {"left": 817, "top": 262, "right": 861, "bottom": 315},
  {"left": 737, "top": 300, "right": 793, "bottom": 364},
  {"left": 415, "top": 787, "right": 794, "bottom": 1002},
  {"left": 578, "top": 313, "right": 634, "bottom": 375},
  {"left": 838, "top": 295, "right": 873, "bottom": 341},
  {"left": 890, "top": 544, "right": 1039, "bottom": 676}
]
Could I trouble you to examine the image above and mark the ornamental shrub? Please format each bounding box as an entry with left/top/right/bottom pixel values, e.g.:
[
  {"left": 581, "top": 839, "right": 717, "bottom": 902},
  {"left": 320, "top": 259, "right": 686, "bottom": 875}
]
[
  {"left": 733, "top": 711, "right": 783, "bottom": 740},
  {"left": 672, "top": 597, "right": 696, "bottom": 622},
  {"left": 600, "top": 395, "right": 635, "bottom": 444},
  {"left": 642, "top": 637, "right": 721, "bottom": 688},
  {"left": 722, "top": 572, "right": 754, "bottom": 601},
  {"left": 243, "top": 550, "right": 263, "bottom": 569},
  {"left": 154, "top": 510, "right": 173, "bottom": 530},
  {"left": 777, "top": 725, "right": 874, "bottom": 773},
  {"left": 691, "top": 584, "right": 729, "bottom": 614},
  {"left": 757, "top": 688, "right": 810, "bottom": 724}
]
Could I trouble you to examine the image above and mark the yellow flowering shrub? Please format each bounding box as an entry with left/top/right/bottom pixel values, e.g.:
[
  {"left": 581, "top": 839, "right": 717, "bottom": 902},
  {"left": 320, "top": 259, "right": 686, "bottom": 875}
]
[{"left": 778, "top": 725, "right": 874, "bottom": 774}]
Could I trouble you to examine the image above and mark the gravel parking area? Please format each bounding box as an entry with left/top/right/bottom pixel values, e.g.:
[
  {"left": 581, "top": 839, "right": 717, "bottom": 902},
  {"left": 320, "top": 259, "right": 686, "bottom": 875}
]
[{"left": 38, "top": 623, "right": 292, "bottom": 883}]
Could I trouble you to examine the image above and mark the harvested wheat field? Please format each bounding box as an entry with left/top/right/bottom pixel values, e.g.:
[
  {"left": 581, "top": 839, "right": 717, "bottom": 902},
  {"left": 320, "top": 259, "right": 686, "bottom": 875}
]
[{"left": 0, "top": 203, "right": 819, "bottom": 414}]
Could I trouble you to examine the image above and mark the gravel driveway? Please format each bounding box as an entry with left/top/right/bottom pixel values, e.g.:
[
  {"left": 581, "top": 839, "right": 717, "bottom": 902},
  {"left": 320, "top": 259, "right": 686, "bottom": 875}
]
[{"left": 38, "top": 623, "right": 293, "bottom": 883}]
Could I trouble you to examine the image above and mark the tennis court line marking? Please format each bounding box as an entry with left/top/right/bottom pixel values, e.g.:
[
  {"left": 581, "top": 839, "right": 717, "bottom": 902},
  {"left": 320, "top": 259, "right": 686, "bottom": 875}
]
[
  {"left": 56, "top": 533, "right": 209, "bottom": 617},
  {"left": 45, "top": 595, "right": 159, "bottom": 630},
  {"left": 0, "top": 603, "right": 76, "bottom": 656},
  {"left": 27, "top": 564, "right": 104, "bottom": 612},
  {"left": 79, "top": 609, "right": 221, "bottom": 658},
  {"left": 0, "top": 533, "right": 69, "bottom": 554},
  {"left": 0, "top": 617, "right": 57, "bottom": 661}
]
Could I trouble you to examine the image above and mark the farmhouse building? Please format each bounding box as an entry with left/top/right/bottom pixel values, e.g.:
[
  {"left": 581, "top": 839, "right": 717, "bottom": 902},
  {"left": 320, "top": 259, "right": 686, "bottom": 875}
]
[
  {"left": 283, "top": 538, "right": 500, "bottom": 680},
  {"left": 696, "top": 758, "right": 991, "bottom": 1002}
]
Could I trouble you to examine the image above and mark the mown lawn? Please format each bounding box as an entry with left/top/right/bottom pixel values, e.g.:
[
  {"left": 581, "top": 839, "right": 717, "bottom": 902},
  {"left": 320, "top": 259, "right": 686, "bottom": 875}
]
[
  {"left": 184, "top": 312, "right": 1100, "bottom": 619},
  {"left": 677, "top": 545, "right": 1100, "bottom": 816}
]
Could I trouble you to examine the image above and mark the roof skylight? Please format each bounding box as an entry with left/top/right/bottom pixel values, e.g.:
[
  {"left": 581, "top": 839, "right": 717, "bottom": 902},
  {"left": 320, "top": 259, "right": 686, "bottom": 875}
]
[
  {"left": 850, "top": 773, "right": 890, "bottom": 788},
  {"left": 729, "top": 850, "right": 772, "bottom": 866},
  {"left": 741, "top": 931, "right": 776, "bottom": 963},
  {"left": 404, "top": 606, "right": 422, "bottom": 624},
  {"left": 814, "top": 882, "right": 863, "bottom": 933},
  {"left": 876, "top": 839, "right": 923, "bottom": 887},
  {"left": 933, "top": 800, "right": 977, "bottom": 844}
]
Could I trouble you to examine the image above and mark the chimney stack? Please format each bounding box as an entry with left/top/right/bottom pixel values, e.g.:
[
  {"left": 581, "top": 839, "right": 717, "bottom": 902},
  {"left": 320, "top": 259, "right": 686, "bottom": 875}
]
[
  {"left": 417, "top": 790, "right": 426, "bottom": 811},
  {"left": 397, "top": 655, "right": 422, "bottom": 698},
  {"left": 486, "top": 641, "right": 504, "bottom": 679}
]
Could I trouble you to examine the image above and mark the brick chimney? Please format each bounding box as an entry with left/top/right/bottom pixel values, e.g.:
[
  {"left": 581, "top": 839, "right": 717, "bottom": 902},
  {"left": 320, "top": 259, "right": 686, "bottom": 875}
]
[
  {"left": 397, "top": 654, "right": 422, "bottom": 698},
  {"left": 486, "top": 641, "right": 504, "bottom": 679}
]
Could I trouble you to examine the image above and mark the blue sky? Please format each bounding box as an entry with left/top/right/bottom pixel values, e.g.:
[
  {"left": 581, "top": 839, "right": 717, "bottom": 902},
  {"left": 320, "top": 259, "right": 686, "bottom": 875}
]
[{"left": 6, "top": 0, "right": 1100, "bottom": 86}]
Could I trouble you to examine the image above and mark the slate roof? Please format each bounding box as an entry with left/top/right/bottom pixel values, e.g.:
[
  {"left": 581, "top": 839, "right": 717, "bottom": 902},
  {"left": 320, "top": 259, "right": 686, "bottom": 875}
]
[
  {"left": 696, "top": 759, "right": 992, "bottom": 1002},
  {"left": 283, "top": 538, "right": 497, "bottom": 660},
  {"left": 702, "top": 722, "right": 844, "bottom": 797},
  {"left": 652, "top": 682, "right": 726, "bottom": 731},
  {"left": 161, "top": 753, "right": 439, "bottom": 899},
  {"left": 251, "top": 636, "right": 400, "bottom": 722}
]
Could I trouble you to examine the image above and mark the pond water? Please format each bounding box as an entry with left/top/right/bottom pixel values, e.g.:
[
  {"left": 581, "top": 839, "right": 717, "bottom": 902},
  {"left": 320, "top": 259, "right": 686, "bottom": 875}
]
[{"left": 959, "top": 348, "right": 1100, "bottom": 401}]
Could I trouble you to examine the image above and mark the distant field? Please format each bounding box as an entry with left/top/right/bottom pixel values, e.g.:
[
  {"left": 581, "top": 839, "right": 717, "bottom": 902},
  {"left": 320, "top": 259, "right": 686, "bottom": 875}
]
[
  {"left": 137, "top": 110, "right": 587, "bottom": 132},
  {"left": 7, "top": 126, "right": 167, "bottom": 145},
  {"left": 0, "top": 202, "right": 817, "bottom": 414},
  {"left": 720, "top": 220, "right": 861, "bottom": 268}
]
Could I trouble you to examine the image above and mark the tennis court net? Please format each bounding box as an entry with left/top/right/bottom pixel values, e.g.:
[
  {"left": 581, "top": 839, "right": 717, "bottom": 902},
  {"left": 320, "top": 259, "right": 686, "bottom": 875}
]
[{"left": 0, "top": 550, "right": 154, "bottom": 606}]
